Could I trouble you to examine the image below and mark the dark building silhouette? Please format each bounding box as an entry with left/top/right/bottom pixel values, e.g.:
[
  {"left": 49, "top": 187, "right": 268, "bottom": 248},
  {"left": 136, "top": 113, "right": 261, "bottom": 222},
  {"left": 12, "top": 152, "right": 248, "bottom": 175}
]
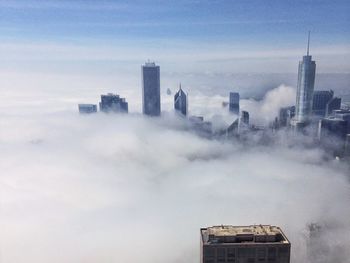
[
  {"left": 312, "top": 90, "right": 334, "bottom": 116},
  {"left": 326, "top": 97, "right": 341, "bottom": 116},
  {"left": 241, "top": 111, "right": 249, "bottom": 125},
  {"left": 174, "top": 84, "right": 187, "bottom": 116},
  {"left": 318, "top": 117, "right": 348, "bottom": 155},
  {"left": 201, "top": 225, "right": 291, "bottom": 263},
  {"left": 229, "top": 92, "right": 240, "bottom": 114},
  {"left": 99, "top": 93, "right": 128, "bottom": 113},
  {"left": 142, "top": 61, "right": 160, "bottom": 116},
  {"left": 279, "top": 106, "right": 295, "bottom": 127},
  {"left": 292, "top": 32, "right": 316, "bottom": 128},
  {"left": 345, "top": 134, "right": 350, "bottom": 156},
  {"left": 78, "top": 104, "right": 97, "bottom": 114}
]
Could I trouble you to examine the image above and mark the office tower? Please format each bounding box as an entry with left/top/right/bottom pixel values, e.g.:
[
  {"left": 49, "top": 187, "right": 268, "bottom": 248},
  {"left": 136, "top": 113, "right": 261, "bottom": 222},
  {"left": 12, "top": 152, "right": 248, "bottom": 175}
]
[
  {"left": 292, "top": 32, "right": 316, "bottom": 127},
  {"left": 345, "top": 134, "right": 350, "bottom": 156},
  {"left": 241, "top": 111, "right": 249, "bottom": 125},
  {"left": 78, "top": 104, "right": 97, "bottom": 114},
  {"left": 312, "top": 90, "right": 334, "bottom": 116},
  {"left": 318, "top": 117, "right": 348, "bottom": 154},
  {"left": 142, "top": 61, "right": 160, "bottom": 116},
  {"left": 326, "top": 97, "right": 341, "bottom": 116},
  {"left": 200, "top": 225, "right": 291, "bottom": 263},
  {"left": 279, "top": 106, "right": 295, "bottom": 127},
  {"left": 229, "top": 92, "right": 240, "bottom": 114},
  {"left": 99, "top": 93, "right": 128, "bottom": 113},
  {"left": 174, "top": 84, "right": 187, "bottom": 116}
]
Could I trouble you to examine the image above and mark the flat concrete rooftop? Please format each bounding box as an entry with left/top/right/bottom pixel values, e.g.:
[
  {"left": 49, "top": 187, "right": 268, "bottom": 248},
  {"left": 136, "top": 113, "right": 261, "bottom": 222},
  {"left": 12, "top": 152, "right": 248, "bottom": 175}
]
[{"left": 201, "top": 225, "right": 290, "bottom": 244}]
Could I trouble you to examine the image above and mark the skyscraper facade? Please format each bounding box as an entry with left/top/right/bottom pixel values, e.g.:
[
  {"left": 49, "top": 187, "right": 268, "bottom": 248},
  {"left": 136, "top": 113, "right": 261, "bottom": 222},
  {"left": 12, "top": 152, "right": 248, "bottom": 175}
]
[
  {"left": 78, "top": 104, "right": 97, "bottom": 114},
  {"left": 293, "top": 33, "right": 316, "bottom": 127},
  {"left": 200, "top": 225, "right": 291, "bottom": 263},
  {"left": 241, "top": 111, "right": 249, "bottom": 125},
  {"left": 99, "top": 93, "right": 128, "bottom": 113},
  {"left": 326, "top": 97, "right": 341, "bottom": 116},
  {"left": 142, "top": 61, "right": 160, "bottom": 116},
  {"left": 174, "top": 84, "right": 187, "bottom": 116},
  {"left": 229, "top": 92, "right": 240, "bottom": 114},
  {"left": 312, "top": 90, "right": 334, "bottom": 116}
]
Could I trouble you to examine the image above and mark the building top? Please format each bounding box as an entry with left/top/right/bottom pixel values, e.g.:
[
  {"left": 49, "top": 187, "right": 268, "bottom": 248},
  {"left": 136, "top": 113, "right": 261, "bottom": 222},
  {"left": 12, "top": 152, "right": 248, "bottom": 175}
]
[
  {"left": 201, "top": 225, "right": 290, "bottom": 245},
  {"left": 144, "top": 61, "right": 157, "bottom": 67}
]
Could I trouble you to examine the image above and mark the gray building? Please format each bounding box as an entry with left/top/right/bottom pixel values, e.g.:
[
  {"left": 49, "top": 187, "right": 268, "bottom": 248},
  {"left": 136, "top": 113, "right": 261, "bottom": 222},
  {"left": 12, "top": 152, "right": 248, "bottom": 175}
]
[
  {"left": 229, "top": 92, "right": 240, "bottom": 114},
  {"left": 279, "top": 106, "right": 295, "bottom": 127},
  {"left": 345, "top": 134, "right": 350, "bottom": 156},
  {"left": 174, "top": 84, "right": 187, "bottom": 116},
  {"left": 201, "top": 225, "right": 291, "bottom": 263},
  {"left": 142, "top": 61, "right": 160, "bottom": 116},
  {"left": 326, "top": 97, "right": 341, "bottom": 116},
  {"left": 292, "top": 33, "right": 316, "bottom": 128},
  {"left": 312, "top": 90, "right": 334, "bottom": 116},
  {"left": 78, "top": 104, "right": 97, "bottom": 114},
  {"left": 99, "top": 93, "right": 128, "bottom": 113},
  {"left": 241, "top": 111, "right": 249, "bottom": 125},
  {"left": 318, "top": 117, "right": 348, "bottom": 155}
]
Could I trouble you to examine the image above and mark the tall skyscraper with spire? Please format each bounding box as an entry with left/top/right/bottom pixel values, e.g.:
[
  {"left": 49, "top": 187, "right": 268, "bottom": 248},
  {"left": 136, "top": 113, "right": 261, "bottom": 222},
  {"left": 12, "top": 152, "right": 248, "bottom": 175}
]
[
  {"left": 174, "top": 83, "right": 187, "bottom": 116},
  {"left": 142, "top": 61, "right": 161, "bottom": 116},
  {"left": 292, "top": 32, "right": 316, "bottom": 128}
]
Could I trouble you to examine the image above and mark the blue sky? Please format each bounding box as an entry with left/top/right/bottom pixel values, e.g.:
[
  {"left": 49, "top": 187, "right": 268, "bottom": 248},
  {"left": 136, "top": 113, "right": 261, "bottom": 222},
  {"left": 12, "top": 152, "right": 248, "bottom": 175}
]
[{"left": 0, "top": 0, "right": 350, "bottom": 73}]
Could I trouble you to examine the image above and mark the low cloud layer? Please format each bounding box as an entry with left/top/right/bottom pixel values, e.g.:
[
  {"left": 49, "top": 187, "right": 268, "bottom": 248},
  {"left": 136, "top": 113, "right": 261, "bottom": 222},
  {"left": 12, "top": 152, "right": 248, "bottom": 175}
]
[
  {"left": 1, "top": 96, "right": 350, "bottom": 262},
  {"left": 0, "top": 70, "right": 349, "bottom": 262}
]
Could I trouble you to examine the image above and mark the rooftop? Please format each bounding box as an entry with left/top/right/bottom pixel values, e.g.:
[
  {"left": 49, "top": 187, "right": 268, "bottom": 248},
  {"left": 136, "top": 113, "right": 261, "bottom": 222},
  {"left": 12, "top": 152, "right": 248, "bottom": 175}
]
[{"left": 201, "top": 225, "right": 290, "bottom": 245}]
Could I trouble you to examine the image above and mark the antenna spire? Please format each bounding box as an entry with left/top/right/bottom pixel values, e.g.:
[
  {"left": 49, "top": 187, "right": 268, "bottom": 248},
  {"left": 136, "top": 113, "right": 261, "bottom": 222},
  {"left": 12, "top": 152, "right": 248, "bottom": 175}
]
[{"left": 307, "top": 31, "right": 311, "bottom": 56}]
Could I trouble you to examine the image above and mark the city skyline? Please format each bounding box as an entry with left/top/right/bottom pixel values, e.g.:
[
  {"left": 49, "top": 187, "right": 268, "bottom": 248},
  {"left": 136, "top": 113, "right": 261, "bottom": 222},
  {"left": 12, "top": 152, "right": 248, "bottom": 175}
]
[{"left": 0, "top": 1, "right": 349, "bottom": 263}]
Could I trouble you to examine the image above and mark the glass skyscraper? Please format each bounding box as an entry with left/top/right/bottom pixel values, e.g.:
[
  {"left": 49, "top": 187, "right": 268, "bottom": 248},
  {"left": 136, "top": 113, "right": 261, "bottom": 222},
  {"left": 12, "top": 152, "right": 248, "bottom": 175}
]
[
  {"left": 174, "top": 84, "right": 187, "bottom": 116},
  {"left": 293, "top": 33, "right": 316, "bottom": 126},
  {"left": 142, "top": 61, "right": 160, "bottom": 116},
  {"left": 229, "top": 92, "right": 240, "bottom": 114}
]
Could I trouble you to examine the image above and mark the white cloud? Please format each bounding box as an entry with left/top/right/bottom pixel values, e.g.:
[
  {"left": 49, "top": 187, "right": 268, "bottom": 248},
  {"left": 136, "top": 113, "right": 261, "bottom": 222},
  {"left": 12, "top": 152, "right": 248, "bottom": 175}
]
[{"left": 0, "top": 82, "right": 349, "bottom": 262}]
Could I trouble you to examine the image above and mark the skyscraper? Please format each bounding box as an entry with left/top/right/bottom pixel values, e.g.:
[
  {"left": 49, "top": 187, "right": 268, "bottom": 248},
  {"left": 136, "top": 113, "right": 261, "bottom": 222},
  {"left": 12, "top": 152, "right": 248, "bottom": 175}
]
[
  {"left": 200, "top": 225, "right": 291, "bottom": 263},
  {"left": 99, "top": 93, "right": 128, "bottom": 113},
  {"left": 174, "top": 84, "right": 187, "bottom": 116},
  {"left": 240, "top": 111, "right": 249, "bottom": 125},
  {"left": 78, "top": 104, "right": 97, "bottom": 114},
  {"left": 292, "top": 32, "right": 316, "bottom": 127},
  {"left": 312, "top": 90, "right": 334, "bottom": 116},
  {"left": 279, "top": 106, "right": 295, "bottom": 127},
  {"left": 142, "top": 61, "right": 160, "bottom": 116},
  {"left": 326, "top": 97, "right": 341, "bottom": 116},
  {"left": 229, "top": 92, "right": 240, "bottom": 114}
]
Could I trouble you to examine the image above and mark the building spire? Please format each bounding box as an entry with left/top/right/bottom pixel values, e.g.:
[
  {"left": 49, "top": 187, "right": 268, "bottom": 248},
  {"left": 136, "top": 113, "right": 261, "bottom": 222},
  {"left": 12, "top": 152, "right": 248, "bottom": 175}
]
[
  {"left": 179, "top": 82, "right": 182, "bottom": 90},
  {"left": 307, "top": 31, "right": 311, "bottom": 56}
]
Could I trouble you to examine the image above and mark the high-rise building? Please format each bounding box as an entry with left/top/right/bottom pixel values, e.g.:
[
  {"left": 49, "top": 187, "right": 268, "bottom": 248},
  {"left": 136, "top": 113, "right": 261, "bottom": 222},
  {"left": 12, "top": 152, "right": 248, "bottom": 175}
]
[
  {"left": 326, "top": 97, "right": 341, "bottom": 116},
  {"left": 345, "top": 134, "right": 350, "bottom": 156},
  {"left": 292, "top": 32, "right": 316, "bottom": 128},
  {"left": 200, "top": 225, "right": 291, "bottom": 263},
  {"left": 229, "top": 92, "right": 240, "bottom": 114},
  {"left": 78, "top": 104, "right": 97, "bottom": 114},
  {"left": 279, "top": 106, "right": 295, "bottom": 127},
  {"left": 142, "top": 61, "right": 160, "bottom": 116},
  {"left": 99, "top": 93, "right": 128, "bottom": 113},
  {"left": 174, "top": 84, "right": 187, "bottom": 116},
  {"left": 312, "top": 90, "right": 334, "bottom": 116},
  {"left": 241, "top": 111, "right": 249, "bottom": 125}
]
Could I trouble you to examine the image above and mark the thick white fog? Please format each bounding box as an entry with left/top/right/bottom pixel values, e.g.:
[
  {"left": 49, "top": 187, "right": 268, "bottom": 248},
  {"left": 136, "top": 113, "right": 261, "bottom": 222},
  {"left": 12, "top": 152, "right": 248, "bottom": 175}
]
[{"left": 0, "top": 72, "right": 350, "bottom": 263}]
